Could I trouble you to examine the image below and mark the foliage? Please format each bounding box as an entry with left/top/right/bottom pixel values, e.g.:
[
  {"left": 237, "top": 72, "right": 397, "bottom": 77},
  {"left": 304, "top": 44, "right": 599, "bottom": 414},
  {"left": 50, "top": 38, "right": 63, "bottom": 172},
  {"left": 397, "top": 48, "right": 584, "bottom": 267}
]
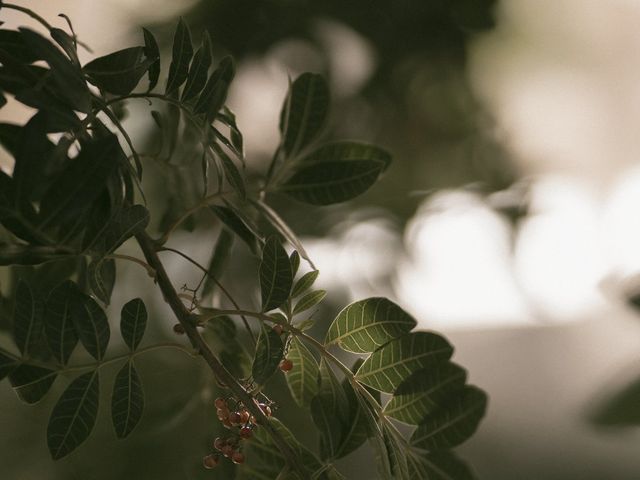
[{"left": 0, "top": 5, "right": 487, "bottom": 479}]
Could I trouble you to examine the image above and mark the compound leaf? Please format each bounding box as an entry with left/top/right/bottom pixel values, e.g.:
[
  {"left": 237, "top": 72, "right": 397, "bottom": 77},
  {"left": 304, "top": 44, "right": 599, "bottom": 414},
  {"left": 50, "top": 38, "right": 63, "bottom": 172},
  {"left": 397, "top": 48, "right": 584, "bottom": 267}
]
[{"left": 84, "top": 46, "right": 154, "bottom": 95}]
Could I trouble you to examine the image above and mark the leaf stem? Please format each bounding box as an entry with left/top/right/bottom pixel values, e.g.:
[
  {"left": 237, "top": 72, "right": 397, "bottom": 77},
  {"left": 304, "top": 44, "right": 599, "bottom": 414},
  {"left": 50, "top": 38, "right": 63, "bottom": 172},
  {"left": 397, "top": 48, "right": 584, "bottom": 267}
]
[
  {"left": 134, "top": 231, "right": 308, "bottom": 476},
  {"left": 103, "top": 253, "right": 156, "bottom": 278}
]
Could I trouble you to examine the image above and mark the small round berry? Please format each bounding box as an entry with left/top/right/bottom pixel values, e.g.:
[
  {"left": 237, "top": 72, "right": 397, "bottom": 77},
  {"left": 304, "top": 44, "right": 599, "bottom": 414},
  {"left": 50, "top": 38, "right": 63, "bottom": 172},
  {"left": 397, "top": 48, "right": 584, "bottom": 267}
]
[
  {"left": 216, "top": 408, "right": 229, "bottom": 421},
  {"left": 229, "top": 411, "right": 242, "bottom": 425},
  {"left": 232, "top": 452, "right": 245, "bottom": 464},
  {"left": 203, "top": 454, "right": 220, "bottom": 469},
  {"left": 173, "top": 324, "right": 185, "bottom": 334},
  {"left": 239, "top": 426, "right": 253, "bottom": 439},
  {"left": 272, "top": 324, "right": 283, "bottom": 335},
  {"left": 239, "top": 410, "right": 250, "bottom": 424},
  {"left": 214, "top": 397, "right": 226, "bottom": 409},
  {"left": 279, "top": 358, "right": 293, "bottom": 372},
  {"left": 258, "top": 403, "right": 272, "bottom": 417},
  {"left": 221, "top": 445, "right": 234, "bottom": 458},
  {"left": 213, "top": 437, "right": 225, "bottom": 451},
  {"left": 222, "top": 417, "right": 233, "bottom": 429}
]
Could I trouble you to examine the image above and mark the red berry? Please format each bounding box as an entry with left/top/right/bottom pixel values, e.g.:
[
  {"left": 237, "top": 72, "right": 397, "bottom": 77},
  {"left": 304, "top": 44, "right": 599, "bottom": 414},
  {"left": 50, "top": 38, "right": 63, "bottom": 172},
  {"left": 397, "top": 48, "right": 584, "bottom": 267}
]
[
  {"left": 203, "top": 454, "right": 220, "bottom": 469},
  {"left": 249, "top": 414, "right": 257, "bottom": 425},
  {"left": 173, "top": 323, "right": 185, "bottom": 334},
  {"left": 279, "top": 358, "right": 293, "bottom": 372},
  {"left": 214, "top": 397, "right": 226, "bottom": 409},
  {"left": 221, "top": 445, "right": 234, "bottom": 458},
  {"left": 232, "top": 452, "right": 245, "bottom": 464},
  {"left": 239, "top": 426, "right": 253, "bottom": 439},
  {"left": 229, "top": 411, "right": 242, "bottom": 425},
  {"left": 216, "top": 408, "right": 229, "bottom": 421},
  {"left": 213, "top": 437, "right": 225, "bottom": 451},
  {"left": 259, "top": 403, "right": 272, "bottom": 417},
  {"left": 272, "top": 324, "right": 283, "bottom": 335},
  {"left": 222, "top": 417, "right": 233, "bottom": 429}
]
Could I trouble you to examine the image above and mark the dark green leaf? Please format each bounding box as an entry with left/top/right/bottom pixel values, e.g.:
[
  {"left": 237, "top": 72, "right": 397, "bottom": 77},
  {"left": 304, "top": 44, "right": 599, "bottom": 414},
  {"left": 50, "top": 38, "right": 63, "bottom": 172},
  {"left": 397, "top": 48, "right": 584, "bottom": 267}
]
[
  {"left": 333, "top": 378, "right": 370, "bottom": 459},
  {"left": 72, "top": 294, "right": 110, "bottom": 361},
  {"left": 293, "top": 290, "right": 326, "bottom": 315},
  {"left": 201, "top": 228, "right": 234, "bottom": 299},
  {"left": 45, "top": 281, "right": 79, "bottom": 365},
  {"left": 50, "top": 28, "right": 79, "bottom": 65},
  {"left": 209, "top": 204, "right": 262, "bottom": 253},
  {"left": 181, "top": 32, "right": 212, "bottom": 102},
  {"left": 100, "top": 204, "right": 150, "bottom": 254},
  {"left": 301, "top": 141, "right": 391, "bottom": 166},
  {"left": 84, "top": 46, "right": 154, "bottom": 95},
  {"left": 252, "top": 324, "right": 284, "bottom": 385},
  {"left": 47, "top": 370, "right": 99, "bottom": 459},
  {"left": 0, "top": 29, "right": 38, "bottom": 63},
  {"left": 0, "top": 349, "right": 16, "bottom": 381},
  {"left": 280, "top": 160, "right": 388, "bottom": 206},
  {"left": 0, "top": 245, "right": 73, "bottom": 266},
  {"left": 213, "top": 142, "right": 246, "bottom": 198},
  {"left": 325, "top": 297, "right": 416, "bottom": 354},
  {"left": 194, "top": 56, "right": 234, "bottom": 122},
  {"left": 0, "top": 122, "right": 21, "bottom": 155},
  {"left": 120, "top": 298, "right": 147, "bottom": 351},
  {"left": 406, "top": 449, "right": 476, "bottom": 480},
  {"left": 382, "top": 424, "right": 410, "bottom": 479},
  {"left": 260, "top": 236, "right": 293, "bottom": 312},
  {"left": 9, "top": 364, "right": 57, "bottom": 404},
  {"left": 111, "top": 360, "right": 144, "bottom": 438},
  {"left": 87, "top": 258, "right": 116, "bottom": 306},
  {"left": 384, "top": 363, "right": 467, "bottom": 425},
  {"left": 285, "top": 336, "right": 319, "bottom": 407},
  {"left": 38, "top": 135, "right": 120, "bottom": 229},
  {"left": 280, "top": 73, "right": 329, "bottom": 156},
  {"left": 204, "top": 315, "right": 250, "bottom": 378},
  {"left": 13, "top": 113, "right": 53, "bottom": 206},
  {"left": 19, "top": 28, "right": 90, "bottom": 112},
  {"left": 13, "top": 280, "right": 43, "bottom": 356},
  {"left": 142, "top": 28, "right": 160, "bottom": 91},
  {"left": 291, "top": 270, "right": 319, "bottom": 298},
  {"left": 289, "top": 251, "right": 300, "bottom": 277},
  {"left": 165, "top": 18, "right": 193, "bottom": 94},
  {"left": 251, "top": 199, "right": 316, "bottom": 269},
  {"left": 219, "top": 106, "right": 244, "bottom": 154},
  {"left": 355, "top": 332, "right": 453, "bottom": 393},
  {"left": 411, "top": 386, "right": 488, "bottom": 450}
]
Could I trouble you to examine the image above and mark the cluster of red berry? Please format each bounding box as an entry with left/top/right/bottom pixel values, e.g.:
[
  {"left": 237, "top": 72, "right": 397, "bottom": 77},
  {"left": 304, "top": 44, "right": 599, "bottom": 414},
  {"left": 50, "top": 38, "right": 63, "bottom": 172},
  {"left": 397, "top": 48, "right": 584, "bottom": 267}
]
[{"left": 202, "top": 396, "right": 274, "bottom": 469}]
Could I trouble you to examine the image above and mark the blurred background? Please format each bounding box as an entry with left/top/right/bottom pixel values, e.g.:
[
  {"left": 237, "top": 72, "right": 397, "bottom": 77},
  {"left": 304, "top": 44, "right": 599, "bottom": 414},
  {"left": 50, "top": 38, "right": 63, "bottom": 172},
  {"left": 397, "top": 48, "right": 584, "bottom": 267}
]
[{"left": 3, "top": 0, "right": 640, "bottom": 478}]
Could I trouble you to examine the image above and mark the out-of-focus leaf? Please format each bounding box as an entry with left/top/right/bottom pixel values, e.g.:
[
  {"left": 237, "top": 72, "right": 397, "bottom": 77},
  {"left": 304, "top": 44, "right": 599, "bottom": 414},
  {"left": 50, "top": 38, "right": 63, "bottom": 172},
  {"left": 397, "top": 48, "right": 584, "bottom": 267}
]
[
  {"left": 209, "top": 204, "right": 262, "bottom": 253},
  {"left": 201, "top": 228, "right": 234, "bottom": 299},
  {"left": 355, "top": 332, "right": 453, "bottom": 393},
  {"left": 112, "top": 360, "right": 144, "bottom": 438},
  {"left": 0, "top": 29, "right": 37, "bottom": 63},
  {"left": 0, "top": 350, "right": 16, "bottom": 381},
  {"left": 47, "top": 370, "right": 99, "bottom": 459},
  {"left": 84, "top": 46, "right": 154, "bottom": 95},
  {"left": 50, "top": 28, "right": 79, "bottom": 65},
  {"left": 165, "top": 18, "right": 193, "bottom": 94},
  {"left": 251, "top": 324, "right": 284, "bottom": 386},
  {"left": 0, "top": 245, "right": 74, "bottom": 266},
  {"left": 325, "top": 297, "right": 416, "bottom": 354},
  {"left": 406, "top": 450, "right": 476, "bottom": 480},
  {"left": 9, "top": 364, "right": 57, "bottom": 404},
  {"left": 259, "top": 236, "right": 293, "bottom": 312}
]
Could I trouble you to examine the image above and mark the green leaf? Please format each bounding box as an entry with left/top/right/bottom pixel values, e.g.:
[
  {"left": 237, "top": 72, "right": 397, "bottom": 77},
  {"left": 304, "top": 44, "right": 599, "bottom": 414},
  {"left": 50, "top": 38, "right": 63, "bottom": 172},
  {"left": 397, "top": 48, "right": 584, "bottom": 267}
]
[
  {"left": 259, "top": 236, "right": 293, "bottom": 312},
  {"left": 100, "top": 204, "right": 150, "bottom": 254},
  {"left": 0, "top": 29, "right": 38, "bottom": 63},
  {"left": 209, "top": 204, "right": 262, "bottom": 254},
  {"left": 382, "top": 424, "right": 410, "bottom": 479},
  {"left": 0, "top": 350, "right": 16, "bottom": 381},
  {"left": 87, "top": 258, "right": 116, "bottom": 306},
  {"left": 301, "top": 141, "right": 391, "bottom": 166},
  {"left": 411, "top": 386, "right": 487, "bottom": 451},
  {"left": 13, "top": 280, "right": 44, "bottom": 357},
  {"left": 289, "top": 251, "right": 300, "bottom": 277},
  {"left": 293, "top": 290, "right": 326, "bottom": 315},
  {"left": 18, "top": 28, "right": 90, "bottom": 112},
  {"left": 252, "top": 324, "right": 284, "bottom": 385},
  {"left": 84, "top": 46, "right": 155, "bottom": 95},
  {"left": 9, "top": 364, "right": 57, "bottom": 404},
  {"left": 72, "top": 294, "right": 110, "bottom": 361},
  {"left": 333, "top": 379, "right": 370, "bottom": 459},
  {"left": 194, "top": 56, "right": 234, "bottom": 122},
  {"left": 325, "top": 298, "right": 416, "bottom": 354},
  {"left": 291, "top": 270, "right": 319, "bottom": 298},
  {"left": 383, "top": 363, "right": 467, "bottom": 425},
  {"left": 213, "top": 142, "right": 246, "bottom": 198},
  {"left": 50, "top": 28, "right": 79, "bottom": 65},
  {"left": 202, "top": 228, "right": 234, "bottom": 299},
  {"left": 0, "top": 245, "right": 73, "bottom": 266},
  {"left": 120, "top": 298, "right": 147, "bottom": 351},
  {"left": 165, "top": 18, "right": 193, "bottom": 94},
  {"left": 204, "top": 315, "right": 250, "bottom": 378},
  {"left": 45, "top": 281, "right": 79, "bottom": 365},
  {"left": 280, "top": 73, "right": 329, "bottom": 156},
  {"left": 219, "top": 106, "right": 244, "bottom": 154},
  {"left": 0, "top": 171, "right": 44, "bottom": 244},
  {"left": 181, "top": 32, "right": 212, "bottom": 102},
  {"left": 111, "top": 360, "right": 144, "bottom": 438},
  {"left": 285, "top": 336, "right": 319, "bottom": 407},
  {"left": 38, "top": 135, "right": 120, "bottom": 229},
  {"left": 406, "top": 449, "right": 476, "bottom": 480},
  {"left": 142, "top": 28, "right": 160, "bottom": 91},
  {"left": 311, "top": 359, "right": 350, "bottom": 459},
  {"left": 355, "top": 332, "right": 453, "bottom": 393},
  {"left": 47, "top": 370, "right": 99, "bottom": 459},
  {"left": 13, "top": 113, "right": 53, "bottom": 206},
  {"left": 280, "top": 160, "right": 388, "bottom": 206}
]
